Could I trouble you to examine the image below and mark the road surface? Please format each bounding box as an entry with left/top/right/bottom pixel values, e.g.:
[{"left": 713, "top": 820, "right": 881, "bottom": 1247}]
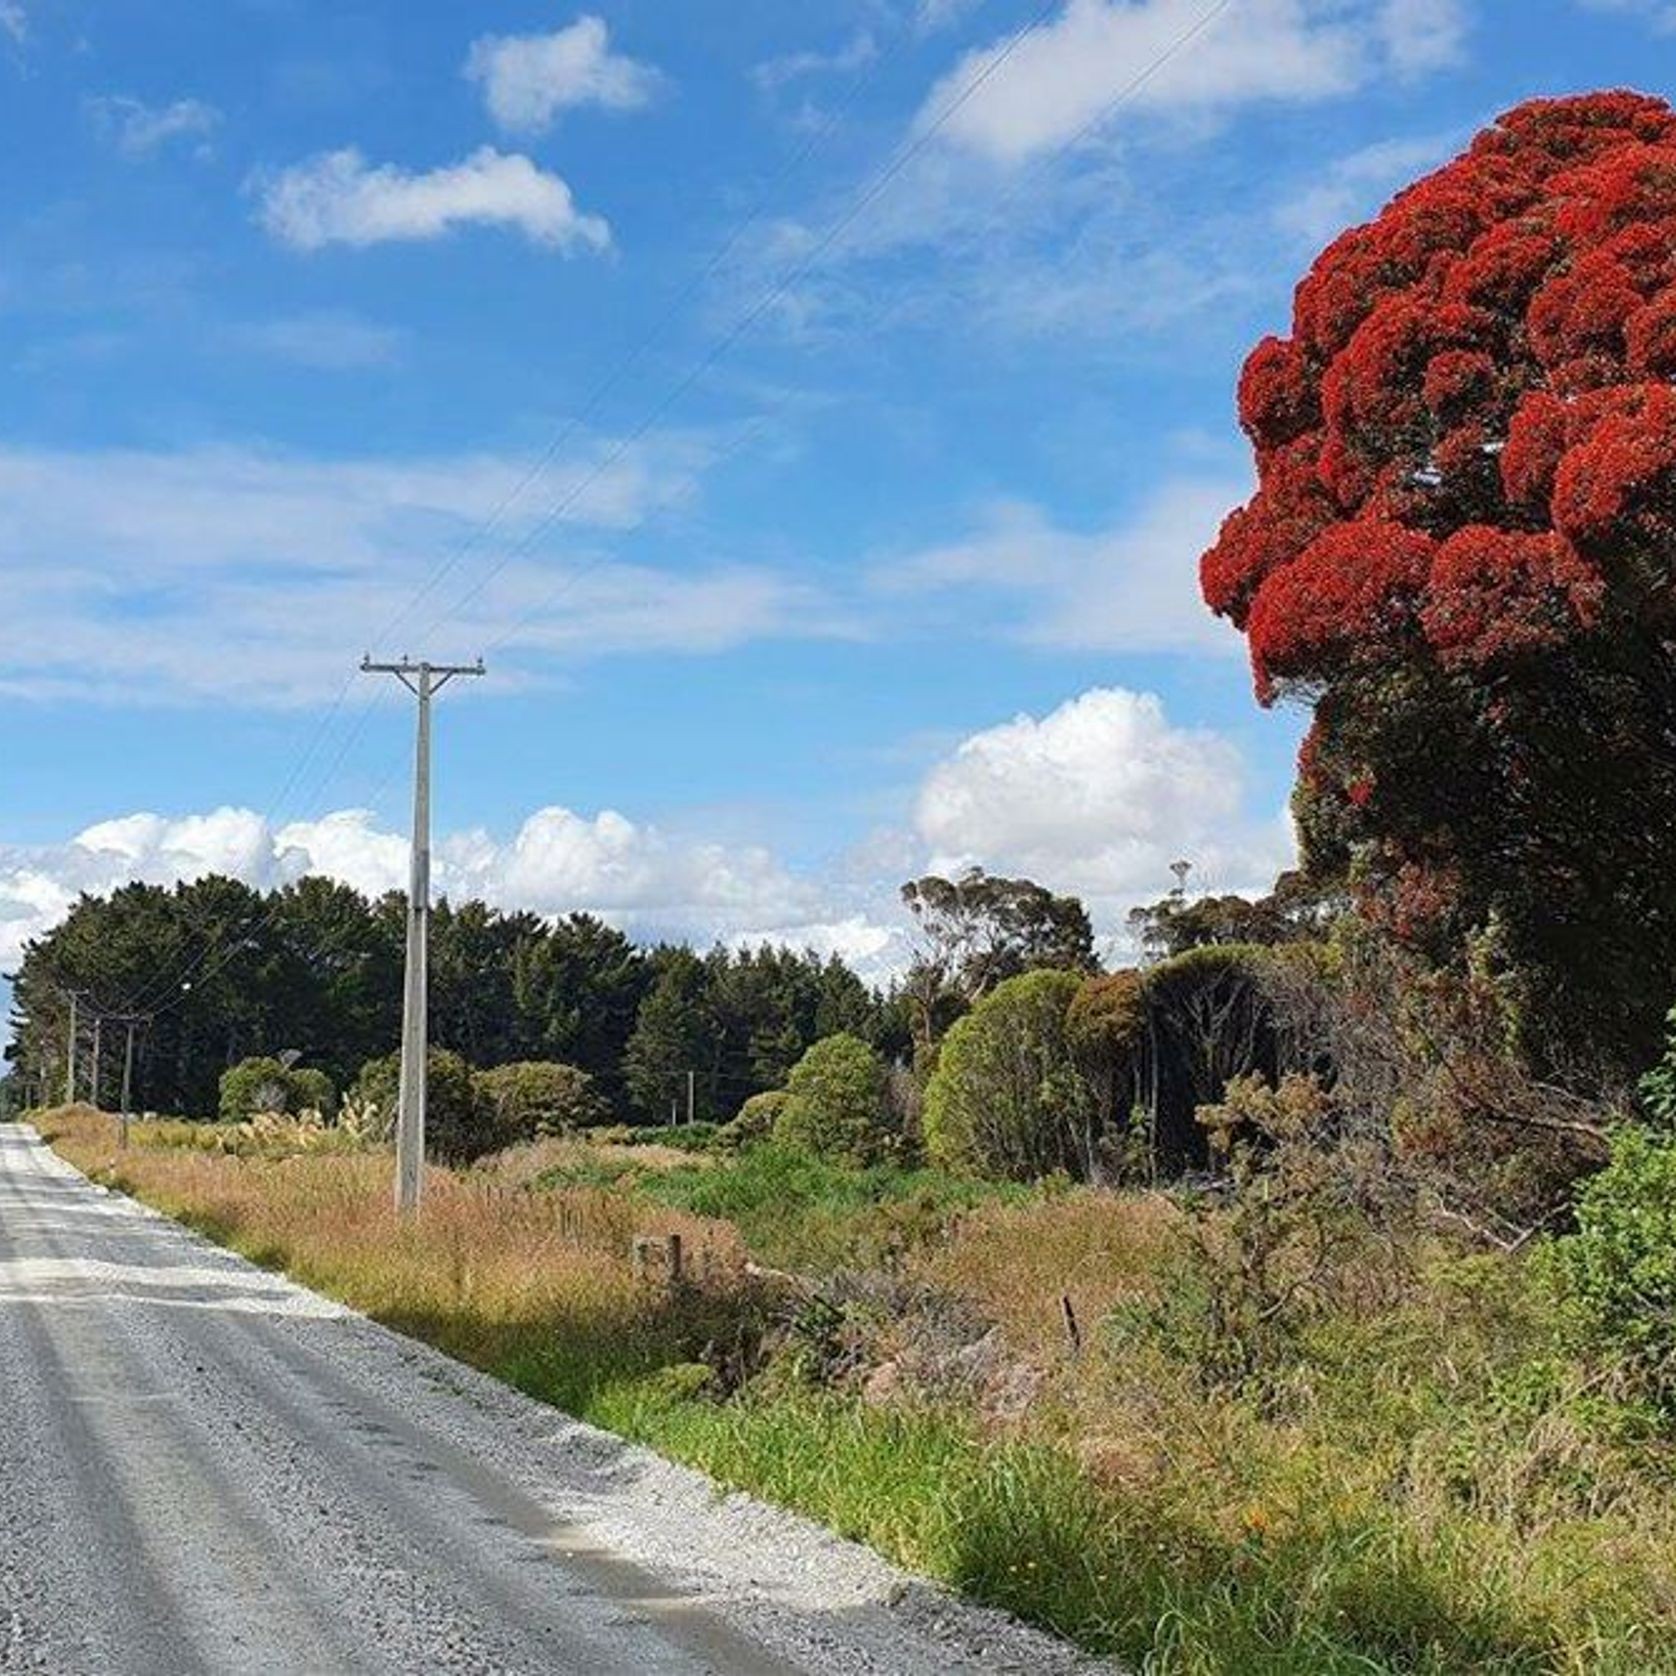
[{"left": 0, "top": 1124, "right": 1097, "bottom": 1675}]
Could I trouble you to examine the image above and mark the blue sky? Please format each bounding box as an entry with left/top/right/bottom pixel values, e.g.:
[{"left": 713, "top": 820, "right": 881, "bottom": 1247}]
[{"left": 0, "top": 0, "right": 1670, "bottom": 976}]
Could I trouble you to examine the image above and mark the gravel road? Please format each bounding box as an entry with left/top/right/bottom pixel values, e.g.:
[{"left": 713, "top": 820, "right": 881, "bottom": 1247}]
[{"left": 0, "top": 1124, "right": 1105, "bottom": 1675}]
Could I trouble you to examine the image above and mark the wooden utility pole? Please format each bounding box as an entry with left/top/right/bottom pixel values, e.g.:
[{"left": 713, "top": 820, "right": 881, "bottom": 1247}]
[
  {"left": 63, "top": 990, "right": 79, "bottom": 1107},
  {"left": 116, "top": 1016, "right": 144, "bottom": 1149},
  {"left": 361, "top": 656, "right": 485, "bottom": 1215}
]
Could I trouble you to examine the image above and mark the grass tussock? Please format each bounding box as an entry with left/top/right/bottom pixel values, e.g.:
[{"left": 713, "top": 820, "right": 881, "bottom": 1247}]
[{"left": 31, "top": 1105, "right": 1676, "bottom": 1675}]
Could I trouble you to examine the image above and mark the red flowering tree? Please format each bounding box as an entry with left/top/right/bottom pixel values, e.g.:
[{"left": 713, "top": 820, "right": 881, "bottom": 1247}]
[{"left": 1202, "top": 91, "right": 1676, "bottom": 1077}]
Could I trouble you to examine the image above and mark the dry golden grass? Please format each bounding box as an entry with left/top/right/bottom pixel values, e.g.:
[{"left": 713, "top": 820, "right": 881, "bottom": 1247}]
[
  {"left": 40, "top": 1106, "right": 750, "bottom": 1409},
  {"left": 923, "top": 1187, "right": 1182, "bottom": 1357},
  {"left": 473, "top": 1133, "right": 712, "bottom": 1188}
]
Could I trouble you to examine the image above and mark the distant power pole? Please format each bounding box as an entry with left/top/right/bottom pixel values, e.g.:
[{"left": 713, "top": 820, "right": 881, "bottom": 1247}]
[
  {"left": 361, "top": 656, "right": 485, "bottom": 1215},
  {"left": 116, "top": 1015, "right": 145, "bottom": 1150},
  {"left": 686, "top": 1068, "right": 696, "bottom": 1128},
  {"left": 64, "top": 990, "right": 80, "bottom": 1107},
  {"left": 90, "top": 1015, "right": 103, "bottom": 1111}
]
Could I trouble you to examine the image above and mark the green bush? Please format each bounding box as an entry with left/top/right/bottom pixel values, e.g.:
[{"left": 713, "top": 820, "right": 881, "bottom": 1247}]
[
  {"left": 474, "top": 1060, "right": 607, "bottom": 1148},
  {"left": 352, "top": 1047, "right": 486, "bottom": 1163},
  {"left": 923, "top": 968, "right": 1095, "bottom": 1181},
  {"left": 1639, "top": 1003, "right": 1676, "bottom": 1126},
  {"left": 218, "top": 1056, "right": 335, "bottom": 1122},
  {"left": 1549, "top": 1124, "right": 1676, "bottom": 1400},
  {"left": 718, "top": 1090, "right": 788, "bottom": 1153},
  {"left": 774, "top": 1034, "right": 900, "bottom": 1167}
]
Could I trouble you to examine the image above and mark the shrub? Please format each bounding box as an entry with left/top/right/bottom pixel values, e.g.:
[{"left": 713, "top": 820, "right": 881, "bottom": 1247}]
[
  {"left": 1638, "top": 1004, "right": 1676, "bottom": 1127},
  {"left": 1067, "top": 970, "right": 1149, "bottom": 1177},
  {"left": 774, "top": 1034, "right": 900, "bottom": 1167},
  {"left": 352, "top": 1048, "right": 486, "bottom": 1163},
  {"left": 718, "top": 1091, "right": 786, "bottom": 1153},
  {"left": 923, "top": 968, "right": 1095, "bottom": 1181},
  {"left": 474, "top": 1061, "right": 607, "bottom": 1149},
  {"left": 218, "top": 1056, "right": 335, "bottom": 1123},
  {"left": 1548, "top": 1124, "right": 1676, "bottom": 1401}
]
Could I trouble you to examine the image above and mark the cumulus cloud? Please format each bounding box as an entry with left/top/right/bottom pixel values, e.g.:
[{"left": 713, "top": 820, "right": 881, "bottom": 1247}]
[
  {"left": 0, "top": 804, "right": 896, "bottom": 981},
  {"left": 920, "top": 0, "right": 1462, "bottom": 165},
  {"left": 256, "top": 147, "right": 610, "bottom": 253},
  {"left": 466, "top": 15, "right": 660, "bottom": 134},
  {"left": 0, "top": 689, "right": 1293, "bottom": 998},
  {"left": 87, "top": 95, "right": 220, "bottom": 159},
  {"left": 876, "top": 479, "right": 1250, "bottom": 654},
  {"left": 916, "top": 687, "right": 1294, "bottom": 918},
  {"left": 0, "top": 439, "right": 842, "bottom": 705}
]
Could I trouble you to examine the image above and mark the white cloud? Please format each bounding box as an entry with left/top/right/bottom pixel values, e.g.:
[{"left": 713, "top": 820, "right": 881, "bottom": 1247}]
[
  {"left": 1377, "top": 0, "right": 1468, "bottom": 72},
  {"left": 919, "top": 0, "right": 1462, "bottom": 164},
  {"left": 466, "top": 14, "right": 660, "bottom": 134},
  {"left": 87, "top": 95, "right": 220, "bottom": 159},
  {"left": 753, "top": 31, "right": 877, "bottom": 92},
  {"left": 0, "top": 808, "right": 286, "bottom": 975},
  {"left": 0, "top": 686, "right": 1294, "bottom": 997},
  {"left": 256, "top": 147, "right": 610, "bottom": 253},
  {"left": 0, "top": 439, "right": 843, "bottom": 706},
  {"left": 1275, "top": 130, "right": 1458, "bottom": 246},
  {"left": 223, "top": 311, "right": 404, "bottom": 369},
  {"left": 0, "top": 2, "right": 23, "bottom": 44},
  {"left": 877, "top": 478, "right": 1249, "bottom": 654},
  {"left": 915, "top": 687, "right": 1294, "bottom": 918},
  {"left": 0, "top": 803, "right": 897, "bottom": 982}
]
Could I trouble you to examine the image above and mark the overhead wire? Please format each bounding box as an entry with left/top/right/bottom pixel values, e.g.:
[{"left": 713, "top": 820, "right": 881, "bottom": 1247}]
[
  {"left": 118, "top": 0, "right": 1244, "bottom": 1030},
  {"left": 109, "top": 17, "right": 918, "bottom": 1021}
]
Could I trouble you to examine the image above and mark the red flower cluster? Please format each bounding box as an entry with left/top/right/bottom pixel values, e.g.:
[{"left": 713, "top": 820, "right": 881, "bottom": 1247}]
[
  {"left": 1420, "top": 526, "right": 1603, "bottom": 669},
  {"left": 1204, "top": 92, "right": 1676, "bottom": 701}
]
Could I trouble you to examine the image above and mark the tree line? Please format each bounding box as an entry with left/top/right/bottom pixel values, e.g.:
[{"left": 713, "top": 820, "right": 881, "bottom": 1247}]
[
  {"left": 2, "top": 874, "right": 903, "bottom": 1124},
  {"left": 4, "top": 864, "right": 1335, "bottom": 1181}
]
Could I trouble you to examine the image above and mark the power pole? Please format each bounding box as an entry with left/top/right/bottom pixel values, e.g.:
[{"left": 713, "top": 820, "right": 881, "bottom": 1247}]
[
  {"left": 90, "top": 1014, "right": 103, "bottom": 1111},
  {"left": 361, "top": 655, "right": 485, "bottom": 1215},
  {"left": 686, "top": 1068, "right": 696, "bottom": 1128},
  {"left": 116, "top": 1015, "right": 144, "bottom": 1149},
  {"left": 64, "top": 990, "right": 79, "bottom": 1107}
]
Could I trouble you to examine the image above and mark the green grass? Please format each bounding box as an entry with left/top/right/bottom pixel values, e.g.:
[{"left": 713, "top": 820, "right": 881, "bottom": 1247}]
[{"left": 636, "top": 1142, "right": 1035, "bottom": 1271}]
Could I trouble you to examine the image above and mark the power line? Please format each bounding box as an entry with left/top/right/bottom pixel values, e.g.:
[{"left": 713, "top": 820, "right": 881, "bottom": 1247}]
[
  {"left": 416, "top": 0, "right": 1065, "bottom": 652},
  {"left": 370, "top": 18, "right": 918, "bottom": 653},
  {"left": 440, "top": 0, "right": 1236, "bottom": 667},
  {"left": 99, "top": 21, "right": 925, "bottom": 1021},
  {"left": 87, "top": 3, "right": 1239, "bottom": 1038}
]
